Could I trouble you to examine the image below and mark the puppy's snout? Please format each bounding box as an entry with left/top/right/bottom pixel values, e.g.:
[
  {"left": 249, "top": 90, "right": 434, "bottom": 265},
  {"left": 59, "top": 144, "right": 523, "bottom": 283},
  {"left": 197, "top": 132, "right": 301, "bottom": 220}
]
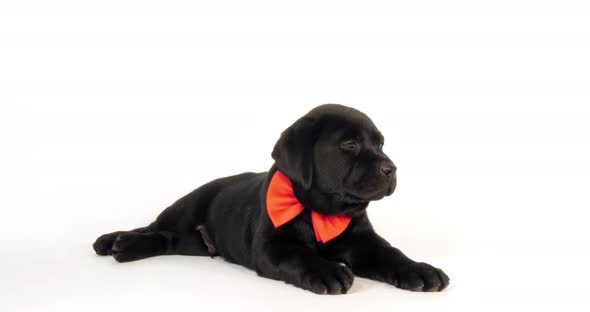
[{"left": 380, "top": 164, "right": 396, "bottom": 177}]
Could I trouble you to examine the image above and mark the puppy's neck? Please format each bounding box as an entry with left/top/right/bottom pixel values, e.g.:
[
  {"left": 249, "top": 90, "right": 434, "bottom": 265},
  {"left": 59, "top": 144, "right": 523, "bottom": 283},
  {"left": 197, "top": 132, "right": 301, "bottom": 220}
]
[{"left": 292, "top": 183, "right": 369, "bottom": 218}]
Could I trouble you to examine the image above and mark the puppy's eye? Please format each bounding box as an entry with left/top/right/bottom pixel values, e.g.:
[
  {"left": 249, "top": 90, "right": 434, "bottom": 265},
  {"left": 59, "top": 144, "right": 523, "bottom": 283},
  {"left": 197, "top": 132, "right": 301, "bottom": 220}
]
[{"left": 340, "top": 141, "right": 359, "bottom": 152}]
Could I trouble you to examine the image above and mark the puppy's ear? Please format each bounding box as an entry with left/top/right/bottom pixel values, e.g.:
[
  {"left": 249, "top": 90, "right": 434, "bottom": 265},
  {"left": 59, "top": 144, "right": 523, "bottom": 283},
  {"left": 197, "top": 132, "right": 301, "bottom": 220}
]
[{"left": 272, "top": 117, "right": 316, "bottom": 190}]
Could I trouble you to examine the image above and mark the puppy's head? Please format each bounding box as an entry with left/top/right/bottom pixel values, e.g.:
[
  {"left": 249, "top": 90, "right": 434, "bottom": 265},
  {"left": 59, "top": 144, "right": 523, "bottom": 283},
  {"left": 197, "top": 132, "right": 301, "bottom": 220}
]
[{"left": 272, "top": 104, "right": 396, "bottom": 214}]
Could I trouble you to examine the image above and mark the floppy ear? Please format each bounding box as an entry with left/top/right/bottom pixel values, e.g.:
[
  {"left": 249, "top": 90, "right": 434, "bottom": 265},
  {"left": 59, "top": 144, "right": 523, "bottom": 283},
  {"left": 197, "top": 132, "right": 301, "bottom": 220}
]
[{"left": 271, "top": 116, "right": 316, "bottom": 190}]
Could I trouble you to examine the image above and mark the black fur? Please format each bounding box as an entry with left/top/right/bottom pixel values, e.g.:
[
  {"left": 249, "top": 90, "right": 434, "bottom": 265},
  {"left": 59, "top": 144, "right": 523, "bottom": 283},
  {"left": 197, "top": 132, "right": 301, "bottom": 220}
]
[{"left": 93, "top": 104, "right": 449, "bottom": 294}]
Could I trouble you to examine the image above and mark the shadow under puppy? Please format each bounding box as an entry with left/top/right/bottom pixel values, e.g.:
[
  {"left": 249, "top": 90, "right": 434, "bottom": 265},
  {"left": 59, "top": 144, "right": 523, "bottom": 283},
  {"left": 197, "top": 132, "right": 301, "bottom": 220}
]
[{"left": 93, "top": 104, "right": 449, "bottom": 294}]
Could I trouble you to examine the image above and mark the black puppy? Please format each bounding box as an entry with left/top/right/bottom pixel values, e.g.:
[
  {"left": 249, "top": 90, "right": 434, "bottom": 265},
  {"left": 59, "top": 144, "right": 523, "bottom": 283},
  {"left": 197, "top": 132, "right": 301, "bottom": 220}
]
[{"left": 93, "top": 104, "right": 449, "bottom": 294}]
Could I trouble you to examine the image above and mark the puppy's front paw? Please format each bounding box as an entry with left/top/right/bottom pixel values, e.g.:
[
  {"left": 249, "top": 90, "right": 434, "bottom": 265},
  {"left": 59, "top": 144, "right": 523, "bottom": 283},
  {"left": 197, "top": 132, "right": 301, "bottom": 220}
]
[
  {"left": 301, "top": 262, "right": 354, "bottom": 295},
  {"left": 394, "top": 262, "right": 450, "bottom": 292}
]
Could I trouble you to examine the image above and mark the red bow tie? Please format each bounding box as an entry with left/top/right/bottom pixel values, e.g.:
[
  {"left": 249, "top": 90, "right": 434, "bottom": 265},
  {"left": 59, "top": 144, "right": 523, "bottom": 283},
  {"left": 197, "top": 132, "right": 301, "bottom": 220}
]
[{"left": 266, "top": 170, "right": 351, "bottom": 243}]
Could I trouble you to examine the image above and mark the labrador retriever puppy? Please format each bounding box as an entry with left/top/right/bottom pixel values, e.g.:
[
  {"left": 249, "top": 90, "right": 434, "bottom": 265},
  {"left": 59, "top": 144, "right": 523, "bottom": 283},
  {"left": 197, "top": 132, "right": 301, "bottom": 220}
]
[{"left": 93, "top": 104, "right": 449, "bottom": 294}]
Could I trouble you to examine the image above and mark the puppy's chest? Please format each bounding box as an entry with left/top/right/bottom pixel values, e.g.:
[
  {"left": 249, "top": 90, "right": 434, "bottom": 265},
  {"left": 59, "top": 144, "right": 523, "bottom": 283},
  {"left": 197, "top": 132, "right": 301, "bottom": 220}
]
[{"left": 286, "top": 211, "right": 325, "bottom": 249}]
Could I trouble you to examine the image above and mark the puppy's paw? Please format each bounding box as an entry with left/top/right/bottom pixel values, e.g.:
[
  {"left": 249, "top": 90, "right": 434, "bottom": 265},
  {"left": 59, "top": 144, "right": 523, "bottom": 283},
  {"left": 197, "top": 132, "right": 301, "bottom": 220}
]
[
  {"left": 111, "top": 232, "right": 160, "bottom": 262},
  {"left": 93, "top": 231, "right": 123, "bottom": 255},
  {"left": 394, "top": 262, "right": 450, "bottom": 292},
  {"left": 301, "top": 262, "right": 354, "bottom": 295}
]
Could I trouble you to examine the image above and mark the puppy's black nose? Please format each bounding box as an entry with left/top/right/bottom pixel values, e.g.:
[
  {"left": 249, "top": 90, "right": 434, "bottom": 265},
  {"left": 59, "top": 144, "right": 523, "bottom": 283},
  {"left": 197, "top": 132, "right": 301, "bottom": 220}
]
[{"left": 380, "top": 165, "right": 395, "bottom": 177}]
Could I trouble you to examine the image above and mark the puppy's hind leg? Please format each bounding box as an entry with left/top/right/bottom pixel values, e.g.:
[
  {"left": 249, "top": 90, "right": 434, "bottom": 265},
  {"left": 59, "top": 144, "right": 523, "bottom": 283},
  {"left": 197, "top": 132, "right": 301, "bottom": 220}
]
[
  {"left": 93, "top": 227, "right": 150, "bottom": 256},
  {"left": 109, "top": 230, "right": 211, "bottom": 262},
  {"left": 94, "top": 176, "right": 225, "bottom": 261}
]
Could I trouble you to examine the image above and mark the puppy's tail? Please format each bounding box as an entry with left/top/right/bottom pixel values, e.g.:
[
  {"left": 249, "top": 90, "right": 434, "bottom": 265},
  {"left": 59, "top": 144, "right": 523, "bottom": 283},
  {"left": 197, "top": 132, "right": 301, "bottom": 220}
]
[{"left": 196, "top": 224, "right": 217, "bottom": 257}]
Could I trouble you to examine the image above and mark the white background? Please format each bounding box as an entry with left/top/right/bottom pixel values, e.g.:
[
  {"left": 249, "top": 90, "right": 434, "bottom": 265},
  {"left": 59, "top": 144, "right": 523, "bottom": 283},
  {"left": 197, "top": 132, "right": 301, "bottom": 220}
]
[{"left": 1, "top": 0, "right": 589, "bottom": 311}]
